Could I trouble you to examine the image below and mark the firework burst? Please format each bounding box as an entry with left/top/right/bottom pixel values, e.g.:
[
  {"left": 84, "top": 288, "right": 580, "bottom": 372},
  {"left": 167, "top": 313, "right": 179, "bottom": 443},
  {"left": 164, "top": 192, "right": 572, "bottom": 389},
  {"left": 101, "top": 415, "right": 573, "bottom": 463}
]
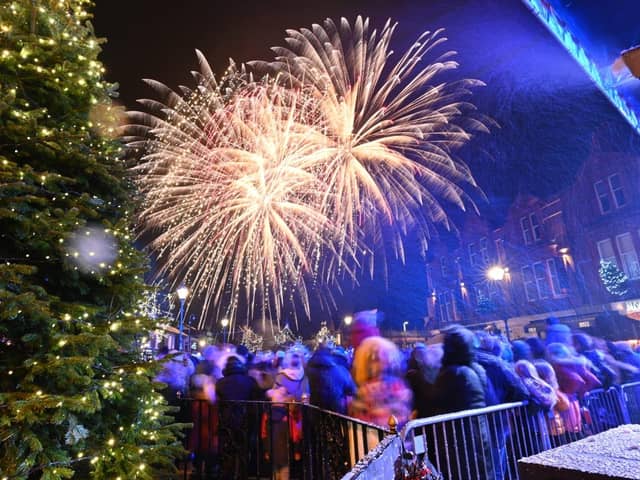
[
  {"left": 127, "top": 55, "right": 354, "bottom": 329},
  {"left": 254, "top": 16, "right": 489, "bottom": 270},
  {"left": 128, "top": 18, "right": 488, "bottom": 331}
]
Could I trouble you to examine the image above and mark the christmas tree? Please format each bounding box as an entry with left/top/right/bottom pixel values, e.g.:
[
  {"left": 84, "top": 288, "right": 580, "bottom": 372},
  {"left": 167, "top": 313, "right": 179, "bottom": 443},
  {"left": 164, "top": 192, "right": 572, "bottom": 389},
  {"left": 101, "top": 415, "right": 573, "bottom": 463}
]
[
  {"left": 0, "top": 2, "right": 182, "bottom": 479},
  {"left": 599, "top": 260, "right": 629, "bottom": 297}
]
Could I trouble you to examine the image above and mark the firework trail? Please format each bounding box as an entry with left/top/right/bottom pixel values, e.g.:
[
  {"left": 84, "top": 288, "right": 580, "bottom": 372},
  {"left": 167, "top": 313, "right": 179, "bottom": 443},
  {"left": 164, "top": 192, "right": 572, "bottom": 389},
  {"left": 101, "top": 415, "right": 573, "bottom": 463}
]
[
  {"left": 127, "top": 55, "right": 353, "bottom": 329},
  {"left": 128, "top": 18, "right": 487, "bottom": 331},
  {"left": 253, "top": 16, "right": 488, "bottom": 271}
]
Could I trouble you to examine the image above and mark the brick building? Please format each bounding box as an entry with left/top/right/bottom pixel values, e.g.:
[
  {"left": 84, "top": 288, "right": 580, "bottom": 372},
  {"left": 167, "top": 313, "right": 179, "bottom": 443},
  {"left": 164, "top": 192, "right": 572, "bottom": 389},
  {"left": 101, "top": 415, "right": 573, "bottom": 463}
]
[{"left": 425, "top": 147, "right": 640, "bottom": 340}]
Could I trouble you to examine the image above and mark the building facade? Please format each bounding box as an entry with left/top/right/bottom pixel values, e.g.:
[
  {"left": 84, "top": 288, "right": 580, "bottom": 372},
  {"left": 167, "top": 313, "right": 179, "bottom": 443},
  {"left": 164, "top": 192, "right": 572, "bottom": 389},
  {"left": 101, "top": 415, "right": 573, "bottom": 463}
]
[{"left": 425, "top": 147, "right": 640, "bottom": 340}]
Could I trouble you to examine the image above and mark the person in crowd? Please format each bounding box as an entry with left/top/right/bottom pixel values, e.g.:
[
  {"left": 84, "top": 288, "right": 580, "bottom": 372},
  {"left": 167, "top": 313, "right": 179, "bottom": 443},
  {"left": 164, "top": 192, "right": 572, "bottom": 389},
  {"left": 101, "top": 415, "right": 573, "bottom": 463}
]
[
  {"left": 216, "top": 355, "right": 264, "bottom": 478},
  {"left": 155, "top": 350, "right": 195, "bottom": 405},
  {"left": 512, "top": 340, "right": 533, "bottom": 363},
  {"left": 545, "top": 316, "right": 572, "bottom": 345},
  {"left": 476, "top": 332, "right": 528, "bottom": 480},
  {"left": 546, "top": 342, "right": 601, "bottom": 399},
  {"left": 350, "top": 336, "right": 413, "bottom": 428},
  {"left": 476, "top": 333, "right": 529, "bottom": 405},
  {"left": 216, "top": 354, "right": 263, "bottom": 402},
  {"left": 331, "top": 345, "right": 352, "bottom": 370},
  {"left": 514, "top": 360, "right": 557, "bottom": 411},
  {"left": 266, "top": 348, "right": 310, "bottom": 480},
  {"left": 572, "top": 333, "right": 619, "bottom": 388},
  {"left": 534, "top": 360, "right": 577, "bottom": 445},
  {"left": 248, "top": 352, "right": 277, "bottom": 391},
  {"left": 432, "top": 325, "right": 495, "bottom": 479},
  {"left": 188, "top": 371, "right": 217, "bottom": 478},
  {"left": 526, "top": 336, "right": 547, "bottom": 360},
  {"left": 306, "top": 345, "right": 355, "bottom": 414},
  {"left": 196, "top": 344, "right": 221, "bottom": 379},
  {"left": 406, "top": 344, "right": 442, "bottom": 419},
  {"left": 348, "top": 309, "right": 381, "bottom": 349},
  {"left": 609, "top": 341, "right": 640, "bottom": 383}
]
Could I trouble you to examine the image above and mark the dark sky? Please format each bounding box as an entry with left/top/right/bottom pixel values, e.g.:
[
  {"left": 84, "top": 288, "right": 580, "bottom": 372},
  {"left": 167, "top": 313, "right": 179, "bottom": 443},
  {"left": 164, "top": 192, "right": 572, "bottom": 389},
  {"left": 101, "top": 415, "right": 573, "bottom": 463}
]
[{"left": 91, "top": 0, "right": 636, "bottom": 331}]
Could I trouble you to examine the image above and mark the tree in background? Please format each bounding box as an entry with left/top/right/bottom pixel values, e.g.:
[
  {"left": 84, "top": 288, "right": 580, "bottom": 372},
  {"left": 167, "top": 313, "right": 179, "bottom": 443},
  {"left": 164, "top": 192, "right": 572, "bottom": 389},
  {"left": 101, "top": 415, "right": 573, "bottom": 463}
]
[
  {"left": 599, "top": 260, "right": 629, "bottom": 297},
  {"left": 0, "top": 1, "right": 182, "bottom": 478}
]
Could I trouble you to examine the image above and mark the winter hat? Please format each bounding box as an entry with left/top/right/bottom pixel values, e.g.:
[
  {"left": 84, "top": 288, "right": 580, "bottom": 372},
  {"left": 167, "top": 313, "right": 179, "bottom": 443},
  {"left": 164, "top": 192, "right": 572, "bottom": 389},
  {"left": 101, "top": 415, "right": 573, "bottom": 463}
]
[
  {"left": 223, "top": 354, "right": 247, "bottom": 376},
  {"left": 349, "top": 309, "right": 381, "bottom": 348},
  {"left": 512, "top": 340, "right": 532, "bottom": 362}
]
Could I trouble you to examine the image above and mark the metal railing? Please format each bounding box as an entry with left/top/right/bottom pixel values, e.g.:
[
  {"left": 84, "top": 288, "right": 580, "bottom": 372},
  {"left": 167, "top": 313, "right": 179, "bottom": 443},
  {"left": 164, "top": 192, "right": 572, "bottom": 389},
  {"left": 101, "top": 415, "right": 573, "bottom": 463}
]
[
  {"left": 180, "top": 382, "right": 640, "bottom": 480},
  {"left": 402, "top": 402, "right": 549, "bottom": 480},
  {"left": 397, "top": 384, "right": 640, "bottom": 480},
  {"left": 620, "top": 381, "right": 640, "bottom": 424},
  {"left": 182, "top": 399, "right": 389, "bottom": 479}
]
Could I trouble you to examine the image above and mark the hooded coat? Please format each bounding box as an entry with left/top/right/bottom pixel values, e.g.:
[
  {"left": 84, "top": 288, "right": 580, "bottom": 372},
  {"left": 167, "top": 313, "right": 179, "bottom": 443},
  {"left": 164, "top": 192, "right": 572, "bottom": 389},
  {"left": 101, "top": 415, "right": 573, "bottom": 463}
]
[
  {"left": 432, "top": 326, "right": 495, "bottom": 480},
  {"left": 306, "top": 348, "right": 355, "bottom": 414},
  {"left": 349, "top": 336, "right": 413, "bottom": 429}
]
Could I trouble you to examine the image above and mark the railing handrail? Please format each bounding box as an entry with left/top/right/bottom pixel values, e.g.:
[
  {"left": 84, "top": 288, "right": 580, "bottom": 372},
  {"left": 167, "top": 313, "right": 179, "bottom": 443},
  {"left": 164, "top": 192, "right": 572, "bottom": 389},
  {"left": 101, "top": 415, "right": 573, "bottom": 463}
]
[
  {"left": 620, "top": 381, "right": 640, "bottom": 390},
  {"left": 401, "top": 400, "right": 528, "bottom": 440},
  {"left": 184, "top": 397, "right": 391, "bottom": 433}
]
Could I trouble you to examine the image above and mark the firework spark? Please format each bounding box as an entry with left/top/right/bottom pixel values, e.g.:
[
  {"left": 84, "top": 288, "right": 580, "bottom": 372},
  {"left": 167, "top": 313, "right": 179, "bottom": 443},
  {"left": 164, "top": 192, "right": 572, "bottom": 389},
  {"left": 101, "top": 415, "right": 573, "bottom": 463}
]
[
  {"left": 254, "top": 16, "right": 489, "bottom": 270},
  {"left": 127, "top": 55, "right": 352, "bottom": 329},
  {"left": 129, "top": 18, "right": 487, "bottom": 331}
]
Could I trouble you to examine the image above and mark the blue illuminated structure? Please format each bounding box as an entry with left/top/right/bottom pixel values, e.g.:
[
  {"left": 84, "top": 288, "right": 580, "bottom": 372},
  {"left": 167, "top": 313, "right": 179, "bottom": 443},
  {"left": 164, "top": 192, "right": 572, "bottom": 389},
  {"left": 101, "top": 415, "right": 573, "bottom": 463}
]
[{"left": 521, "top": 0, "right": 640, "bottom": 136}]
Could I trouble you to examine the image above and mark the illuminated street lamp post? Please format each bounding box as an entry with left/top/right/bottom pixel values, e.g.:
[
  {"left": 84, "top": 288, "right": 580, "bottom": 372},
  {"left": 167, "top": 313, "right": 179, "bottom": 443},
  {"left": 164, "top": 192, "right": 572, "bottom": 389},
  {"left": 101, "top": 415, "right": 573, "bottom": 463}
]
[
  {"left": 486, "top": 266, "right": 511, "bottom": 340},
  {"left": 176, "top": 286, "right": 189, "bottom": 351},
  {"left": 342, "top": 315, "right": 353, "bottom": 346},
  {"left": 221, "top": 318, "right": 230, "bottom": 344}
]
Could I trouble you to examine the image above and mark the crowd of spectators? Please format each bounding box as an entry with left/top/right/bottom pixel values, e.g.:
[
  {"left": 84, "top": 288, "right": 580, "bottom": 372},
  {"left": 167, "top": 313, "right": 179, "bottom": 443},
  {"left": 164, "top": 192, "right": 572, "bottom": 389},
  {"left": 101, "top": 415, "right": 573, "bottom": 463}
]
[{"left": 155, "top": 313, "right": 640, "bottom": 479}]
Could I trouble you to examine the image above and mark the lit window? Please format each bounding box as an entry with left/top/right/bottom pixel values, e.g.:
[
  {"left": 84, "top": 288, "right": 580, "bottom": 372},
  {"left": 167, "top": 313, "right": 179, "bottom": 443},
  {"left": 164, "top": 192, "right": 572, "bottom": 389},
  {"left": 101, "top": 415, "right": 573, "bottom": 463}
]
[
  {"left": 616, "top": 232, "right": 640, "bottom": 279},
  {"left": 594, "top": 180, "right": 612, "bottom": 214},
  {"left": 609, "top": 174, "right": 626, "bottom": 208}
]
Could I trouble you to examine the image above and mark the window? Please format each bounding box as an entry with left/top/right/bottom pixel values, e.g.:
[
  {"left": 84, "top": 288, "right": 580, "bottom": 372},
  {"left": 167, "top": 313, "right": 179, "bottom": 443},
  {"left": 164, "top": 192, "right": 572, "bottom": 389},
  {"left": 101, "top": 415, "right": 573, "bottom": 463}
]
[
  {"left": 609, "top": 174, "right": 626, "bottom": 208},
  {"left": 534, "top": 261, "right": 551, "bottom": 299},
  {"left": 594, "top": 174, "right": 626, "bottom": 214},
  {"left": 468, "top": 243, "right": 478, "bottom": 266},
  {"left": 547, "top": 258, "right": 563, "bottom": 296},
  {"left": 479, "top": 237, "right": 489, "bottom": 264},
  {"left": 530, "top": 214, "right": 542, "bottom": 241},
  {"left": 495, "top": 238, "right": 505, "bottom": 263},
  {"left": 521, "top": 214, "right": 541, "bottom": 244},
  {"left": 597, "top": 238, "right": 617, "bottom": 266},
  {"left": 521, "top": 266, "right": 537, "bottom": 301},
  {"left": 594, "top": 180, "right": 612, "bottom": 214},
  {"left": 616, "top": 232, "right": 640, "bottom": 279},
  {"left": 439, "top": 291, "right": 455, "bottom": 323},
  {"left": 520, "top": 217, "right": 532, "bottom": 245},
  {"left": 441, "top": 257, "right": 449, "bottom": 277}
]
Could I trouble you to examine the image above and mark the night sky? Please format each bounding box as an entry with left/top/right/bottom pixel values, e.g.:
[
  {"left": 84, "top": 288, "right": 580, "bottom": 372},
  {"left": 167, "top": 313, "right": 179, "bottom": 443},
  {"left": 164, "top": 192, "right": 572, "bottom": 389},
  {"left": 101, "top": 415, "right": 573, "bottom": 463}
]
[{"left": 91, "top": 0, "right": 638, "bottom": 333}]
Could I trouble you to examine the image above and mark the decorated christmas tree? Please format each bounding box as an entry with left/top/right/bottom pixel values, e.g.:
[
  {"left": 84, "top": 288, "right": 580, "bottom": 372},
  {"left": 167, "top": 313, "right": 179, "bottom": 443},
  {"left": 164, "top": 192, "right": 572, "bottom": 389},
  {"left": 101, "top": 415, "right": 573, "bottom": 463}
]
[
  {"left": 599, "top": 260, "right": 629, "bottom": 297},
  {"left": 0, "top": 1, "right": 182, "bottom": 478}
]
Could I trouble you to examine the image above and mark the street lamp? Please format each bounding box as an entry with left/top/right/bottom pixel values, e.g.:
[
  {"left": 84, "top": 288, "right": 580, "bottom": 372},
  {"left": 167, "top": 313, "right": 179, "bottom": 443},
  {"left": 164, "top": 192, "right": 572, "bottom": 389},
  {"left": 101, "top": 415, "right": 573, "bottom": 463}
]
[
  {"left": 221, "top": 318, "right": 230, "bottom": 344},
  {"left": 176, "top": 286, "right": 189, "bottom": 351},
  {"left": 487, "top": 265, "right": 506, "bottom": 281},
  {"left": 344, "top": 315, "right": 353, "bottom": 326},
  {"left": 485, "top": 266, "right": 512, "bottom": 340}
]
